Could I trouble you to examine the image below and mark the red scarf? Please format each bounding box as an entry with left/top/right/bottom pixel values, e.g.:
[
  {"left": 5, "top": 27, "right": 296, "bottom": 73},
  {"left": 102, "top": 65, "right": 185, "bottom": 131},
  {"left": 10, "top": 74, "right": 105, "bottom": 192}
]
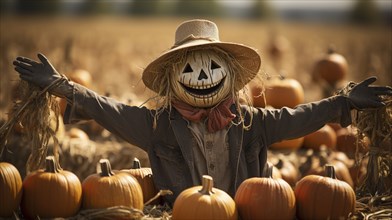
[{"left": 171, "top": 98, "right": 236, "bottom": 133}]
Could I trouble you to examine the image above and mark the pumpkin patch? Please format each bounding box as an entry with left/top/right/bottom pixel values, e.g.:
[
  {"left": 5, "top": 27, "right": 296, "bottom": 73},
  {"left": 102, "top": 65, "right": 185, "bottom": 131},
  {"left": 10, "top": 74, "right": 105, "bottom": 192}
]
[{"left": 0, "top": 17, "right": 390, "bottom": 219}]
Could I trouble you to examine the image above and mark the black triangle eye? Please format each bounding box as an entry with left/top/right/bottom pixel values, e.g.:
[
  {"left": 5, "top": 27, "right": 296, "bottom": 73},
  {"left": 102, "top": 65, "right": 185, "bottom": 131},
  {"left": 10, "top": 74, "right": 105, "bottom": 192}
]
[
  {"left": 211, "top": 60, "right": 221, "bottom": 70},
  {"left": 182, "top": 63, "right": 193, "bottom": 73}
]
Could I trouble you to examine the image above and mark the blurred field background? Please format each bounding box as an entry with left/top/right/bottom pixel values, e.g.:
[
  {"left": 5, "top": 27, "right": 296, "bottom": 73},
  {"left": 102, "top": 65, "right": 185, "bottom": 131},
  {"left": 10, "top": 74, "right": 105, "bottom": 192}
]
[{"left": 0, "top": 0, "right": 391, "bottom": 178}]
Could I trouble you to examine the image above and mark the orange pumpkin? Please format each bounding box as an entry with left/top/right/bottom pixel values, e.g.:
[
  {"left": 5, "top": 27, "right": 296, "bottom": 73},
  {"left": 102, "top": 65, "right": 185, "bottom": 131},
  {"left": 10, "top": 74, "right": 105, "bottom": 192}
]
[
  {"left": 121, "top": 158, "right": 159, "bottom": 204},
  {"left": 68, "top": 127, "right": 89, "bottom": 141},
  {"left": 82, "top": 159, "right": 143, "bottom": 210},
  {"left": 21, "top": 156, "right": 82, "bottom": 218},
  {"left": 306, "top": 159, "right": 354, "bottom": 189},
  {"left": 251, "top": 76, "right": 305, "bottom": 150},
  {"left": 295, "top": 165, "right": 355, "bottom": 220},
  {"left": 235, "top": 163, "right": 296, "bottom": 220},
  {"left": 251, "top": 76, "right": 304, "bottom": 109},
  {"left": 0, "top": 162, "right": 23, "bottom": 217},
  {"left": 274, "top": 158, "right": 299, "bottom": 187},
  {"left": 312, "top": 46, "right": 348, "bottom": 86},
  {"left": 68, "top": 69, "right": 92, "bottom": 88},
  {"left": 172, "top": 175, "right": 237, "bottom": 220},
  {"left": 336, "top": 126, "right": 370, "bottom": 158},
  {"left": 303, "top": 124, "right": 337, "bottom": 150}
]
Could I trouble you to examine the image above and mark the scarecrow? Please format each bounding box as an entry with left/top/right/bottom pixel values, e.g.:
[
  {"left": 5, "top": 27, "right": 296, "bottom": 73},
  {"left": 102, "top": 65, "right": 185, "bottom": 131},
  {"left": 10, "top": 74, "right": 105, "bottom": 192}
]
[{"left": 13, "top": 19, "right": 392, "bottom": 205}]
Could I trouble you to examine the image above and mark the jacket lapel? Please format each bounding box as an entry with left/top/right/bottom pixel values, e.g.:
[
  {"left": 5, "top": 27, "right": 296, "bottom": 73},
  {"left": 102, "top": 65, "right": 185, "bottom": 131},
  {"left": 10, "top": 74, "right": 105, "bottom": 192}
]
[
  {"left": 169, "top": 109, "right": 198, "bottom": 183},
  {"left": 228, "top": 108, "right": 244, "bottom": 194}
]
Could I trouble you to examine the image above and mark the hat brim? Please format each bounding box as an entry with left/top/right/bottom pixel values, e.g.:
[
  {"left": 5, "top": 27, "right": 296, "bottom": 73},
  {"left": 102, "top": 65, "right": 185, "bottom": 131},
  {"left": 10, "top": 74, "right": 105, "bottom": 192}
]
[{"left": 142, "top": 40, "right": 261, "bottom": 94}]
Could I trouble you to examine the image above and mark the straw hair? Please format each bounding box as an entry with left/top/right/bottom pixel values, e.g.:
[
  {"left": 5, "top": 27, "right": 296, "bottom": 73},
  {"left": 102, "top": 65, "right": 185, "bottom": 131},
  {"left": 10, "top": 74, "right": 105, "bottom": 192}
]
[{"left": 142, "top": 19, "right": 261, "bottom": 94}]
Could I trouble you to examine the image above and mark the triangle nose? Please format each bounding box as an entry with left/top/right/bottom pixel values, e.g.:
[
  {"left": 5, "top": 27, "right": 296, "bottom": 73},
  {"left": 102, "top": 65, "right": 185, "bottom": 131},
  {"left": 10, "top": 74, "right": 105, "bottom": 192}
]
[{"left": 198, "top": 69, "right": 208, "bottom": 80}]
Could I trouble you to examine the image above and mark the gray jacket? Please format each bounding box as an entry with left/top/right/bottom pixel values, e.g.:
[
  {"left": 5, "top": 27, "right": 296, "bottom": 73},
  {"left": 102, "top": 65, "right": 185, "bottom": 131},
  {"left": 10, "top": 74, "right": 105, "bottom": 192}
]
[{"left": 64, "top": 84, "right": 352, "bottom": 205}]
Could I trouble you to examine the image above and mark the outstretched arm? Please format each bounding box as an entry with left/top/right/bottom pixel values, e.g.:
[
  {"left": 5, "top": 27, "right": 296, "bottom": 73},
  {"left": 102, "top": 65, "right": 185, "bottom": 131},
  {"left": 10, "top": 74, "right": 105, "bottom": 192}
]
[
  {"left": 13, "top": 53, "right": 74, "bottom": 101},
  {"left": 258, "top": 76, "right": 392, "bottom": 146},
  {"left": 13, "top": 53, "right": 155, "bottom": 150}
]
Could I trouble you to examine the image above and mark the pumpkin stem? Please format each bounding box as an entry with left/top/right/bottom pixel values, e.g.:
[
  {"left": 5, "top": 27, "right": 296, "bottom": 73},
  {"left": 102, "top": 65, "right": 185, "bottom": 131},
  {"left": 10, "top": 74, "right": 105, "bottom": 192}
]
[
  {"left": 262, "top": 162, "right": 274, "bottom": 178},
  {"left": 199, "top": 175, "right": 214, "bottom": 195},
  {"left": 45, "top": 156, "right": 58, "bottom": 173},
  {"left": 132, "top": 158, "right": 141, "bottom": 169},
  {"left": 99, "top": 159, "right": 114, "bottom": 177},
  {"left": 325, "top": 165, "right": 336, "bottom": 179}
]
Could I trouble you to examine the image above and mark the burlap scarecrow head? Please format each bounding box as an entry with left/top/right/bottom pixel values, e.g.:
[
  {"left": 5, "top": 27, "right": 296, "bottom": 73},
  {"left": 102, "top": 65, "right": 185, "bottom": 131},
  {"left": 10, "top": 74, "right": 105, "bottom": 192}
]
[{"left": 142, "top": 19, "right": 261, "bottom": 108}]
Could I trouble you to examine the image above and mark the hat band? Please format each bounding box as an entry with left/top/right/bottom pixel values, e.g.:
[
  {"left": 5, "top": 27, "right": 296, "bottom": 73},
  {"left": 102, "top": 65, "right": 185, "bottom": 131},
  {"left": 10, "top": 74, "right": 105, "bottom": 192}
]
[{"left": 172, "top": 35, "right": 218, "bottom": 49}]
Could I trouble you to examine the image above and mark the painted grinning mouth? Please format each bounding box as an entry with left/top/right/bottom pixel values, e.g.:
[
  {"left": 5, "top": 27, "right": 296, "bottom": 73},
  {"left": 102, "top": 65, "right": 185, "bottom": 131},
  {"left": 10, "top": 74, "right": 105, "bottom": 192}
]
[{"left": 180, "top": 77, "right": 226, "bottom": 98}]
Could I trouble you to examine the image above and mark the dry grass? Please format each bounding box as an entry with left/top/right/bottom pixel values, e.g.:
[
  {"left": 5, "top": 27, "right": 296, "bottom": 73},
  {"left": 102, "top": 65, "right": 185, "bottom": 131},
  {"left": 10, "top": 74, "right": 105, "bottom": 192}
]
[{"left": 0, "top": 78, "right": 65, "bottom": 172}]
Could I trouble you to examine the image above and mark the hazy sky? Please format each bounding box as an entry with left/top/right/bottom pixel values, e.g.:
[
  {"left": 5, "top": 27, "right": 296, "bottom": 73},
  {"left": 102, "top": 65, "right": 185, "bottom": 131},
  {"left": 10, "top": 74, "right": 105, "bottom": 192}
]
[{"left": 221, "top": 0, "right": 391, "bottom": 10}]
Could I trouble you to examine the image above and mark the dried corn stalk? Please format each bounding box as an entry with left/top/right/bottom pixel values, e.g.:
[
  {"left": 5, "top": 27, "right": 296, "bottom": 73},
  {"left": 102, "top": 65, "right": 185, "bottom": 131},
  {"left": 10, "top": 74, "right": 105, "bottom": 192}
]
[
  {"left": 352, "top": 95, "right": 391, "bottom": 197},
  {"left": 0, "top": 78, "right": 66, "bottom": 173}
]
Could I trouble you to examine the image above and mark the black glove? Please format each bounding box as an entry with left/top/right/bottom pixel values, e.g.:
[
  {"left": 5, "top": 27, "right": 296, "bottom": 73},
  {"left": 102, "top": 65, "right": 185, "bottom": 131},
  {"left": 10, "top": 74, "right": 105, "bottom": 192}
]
[
  {"left": 347, "top": 76, "right": 392, "bottom": 110},
  {"left": 13, "top": 53, "right": 74, "bottom": 99}
]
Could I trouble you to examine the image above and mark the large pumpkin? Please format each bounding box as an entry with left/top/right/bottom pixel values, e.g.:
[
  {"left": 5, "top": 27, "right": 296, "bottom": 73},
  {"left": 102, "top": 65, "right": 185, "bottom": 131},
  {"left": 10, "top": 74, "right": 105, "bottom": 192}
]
[
  {"left": 251, "top": 76, "right": 305, "bottom": 150},
  {"left": 251, "top": 76, "right": 304, "bottom": 109},
  {"left": 295, "top": 165, "right": 356, "bottom": 220},
  {"left": 172, "top": 175, "right": 237, "bottom": 220},
  {"left": 82, "top": 159, "right": 143, "bottom": 210},
  {"left": 120, "top": 158, "right": 159, "bottom": 204},
  {"left": 0, "top": 162, "right": 23, "bottom": 217},
  {"left": 235, "top": 163, "right": 296, "bottom": 220},
  {"left": 21, "top": 156, "right": 82, "bottom": 218}
]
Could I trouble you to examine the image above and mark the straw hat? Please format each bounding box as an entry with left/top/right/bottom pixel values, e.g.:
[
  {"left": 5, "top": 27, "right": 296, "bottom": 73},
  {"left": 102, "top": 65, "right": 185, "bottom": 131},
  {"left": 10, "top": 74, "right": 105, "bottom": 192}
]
[{"left": 142, "top": 19, "right": 261, "bottom": 93}]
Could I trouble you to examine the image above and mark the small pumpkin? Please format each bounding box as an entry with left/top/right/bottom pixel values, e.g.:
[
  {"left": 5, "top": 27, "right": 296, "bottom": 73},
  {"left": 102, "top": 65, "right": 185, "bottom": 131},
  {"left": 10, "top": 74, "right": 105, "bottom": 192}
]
[
  {"left": 312, "top": 46, "right": 348, "bottom": 86},
  {"left": 0, "top": 162, "right": 23, "bottom": 217},
  {"left": 295, "top": 165, "right": 355, "bottom": 220},
  {"left": 68, "top": 69, "right": 92, "bottom": 88},
  {"left": 172, "top": 175, "right": 237, "bottom": 220},
  {"left": 120, "top": 158, "right": 159, "bottom": 204},
  {"left": 21, "top": 156, "right": 82, "bottom": 218},
  {"left": 68, "top": 127, "right": 89, "bottom": 141},
  {"left": 303, "top": 124, "right": 337, "bottom": 150},
  {"left": 235, "top": 163, "right": 296, "bottom": 220},
  {"left": 273, "top": 158, "right": 299, "bottom": 187},
  {"left": 336, "top": 126, "right": 370, "bottom": 158},
  {"left": 82, "top": 159, "right": 143, "bottom": 210},
  {"left": 300, "top": 149, "right": 354, "bottom": 188}
]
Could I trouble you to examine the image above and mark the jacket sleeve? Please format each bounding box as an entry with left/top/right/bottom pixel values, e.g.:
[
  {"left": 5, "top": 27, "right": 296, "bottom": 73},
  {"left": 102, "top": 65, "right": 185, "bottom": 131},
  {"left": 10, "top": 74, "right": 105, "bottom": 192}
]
[
  {"left": 63, "top": 83, "right": 155, "bottom": 151},
  {"left": 256, "top": 95, "right": 352, "bottom": 146}
]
